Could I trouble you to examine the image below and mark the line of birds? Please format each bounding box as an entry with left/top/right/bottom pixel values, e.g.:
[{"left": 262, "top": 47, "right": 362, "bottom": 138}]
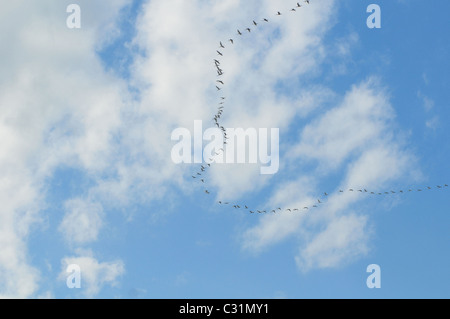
[{"left": 190, "top": 0, "right": 448, "bottom": 214}]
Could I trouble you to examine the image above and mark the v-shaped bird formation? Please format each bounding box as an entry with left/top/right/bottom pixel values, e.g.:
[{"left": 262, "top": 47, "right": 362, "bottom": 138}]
[{"left": 190, "top": 0, "right": 448, "bottom": 214}]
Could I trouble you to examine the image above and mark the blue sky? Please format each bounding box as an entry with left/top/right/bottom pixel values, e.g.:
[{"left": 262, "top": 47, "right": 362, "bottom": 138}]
[{"left": 0, "top": 0, "right": 449, "bottom": 299}]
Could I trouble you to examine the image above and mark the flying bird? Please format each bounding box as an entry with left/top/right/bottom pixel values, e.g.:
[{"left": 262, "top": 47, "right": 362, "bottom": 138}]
[
  {"left": 219, "top": 41, "right": 225, "bottom": 48},
  {"left": 237, "top": 29, "right": 242, "bottom": 35},
  {"left": 263, "top": 18, "right": 269, "bottom": 22},
  {"left": 246, "top": 28, "right": 251, "bottom": 32},
  {"left": 216, "top": 50, "right": 223, "bottom": 56},
  {"left": 277, "top": 11, "right": 282, "bottom": 15},
  {"left": 229, "top": 38, "right": 234, "bottom": 44},
  {"left": 253, "top": 20, "right": 257, "bottom": 26}
]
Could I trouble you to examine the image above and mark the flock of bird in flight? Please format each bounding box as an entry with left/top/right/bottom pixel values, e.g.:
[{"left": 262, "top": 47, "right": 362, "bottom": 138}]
[{"left": 190, "top": 0, "right": 448, "bottom": 214}]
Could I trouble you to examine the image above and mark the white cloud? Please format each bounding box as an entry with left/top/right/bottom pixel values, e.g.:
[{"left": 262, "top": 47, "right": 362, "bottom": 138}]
[
  {"left": 425, "top": 116, "right": 439, "bottom": 130},
  {"left": 122, "top": 0, "right": 420, "bottom": 272},
  {"left": 60, "top": 250, "right": 125, "bottom": 297},
  {"left": 0, "top": 0, "right": 131, "bottom": 297},
  {"left": 417, "top": 91, "right": 434, "bottom": 112},
  {"left": 292, "top": 77, "right": 395, "bottom": 171},
  {"left": 241, "top": 77, "right": 418, "bottom": 268},
  {"left": 0, "top": 0, "right": 424, "bottom": 296},
  {"left": 59, "top": 199, "right": 104, "bottom": 245},
  {"left": 295, "top": 214, "right": 372, "bottom": 271}
]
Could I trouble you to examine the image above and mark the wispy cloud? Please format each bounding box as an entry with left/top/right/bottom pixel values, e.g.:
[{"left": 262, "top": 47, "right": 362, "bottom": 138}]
[
  {"left": 59, "top": 199, "right": 104, "bottom": 245},
  {"left": 295, "top": 214, "right": 372, "bottom": 271}
]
